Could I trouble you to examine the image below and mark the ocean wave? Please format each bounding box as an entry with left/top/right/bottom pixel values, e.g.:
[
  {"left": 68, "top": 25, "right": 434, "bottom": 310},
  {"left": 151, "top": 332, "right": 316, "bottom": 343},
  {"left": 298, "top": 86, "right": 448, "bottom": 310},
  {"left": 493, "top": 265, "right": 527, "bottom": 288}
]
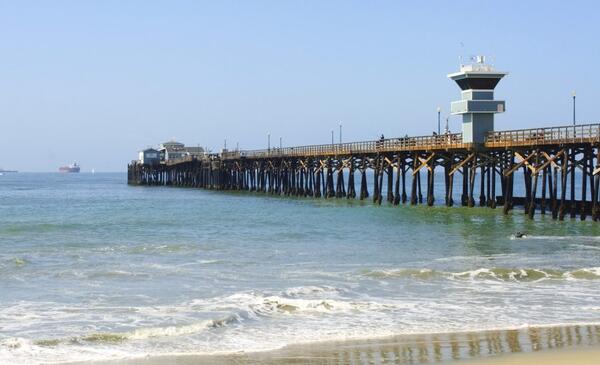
[
  {"left": 0, "top": 223, "right": 84, "bottom": 234},
  {"left": 0, "top": 258, "right": 28, "bottom": 275},
  {"left": 21, "top": 290, "right": 381, "bottom": 349},
  {"left": 251, "top": 295, "right": 353, "bottom": 313},
  {"left": 28, "top": 316, "right": 239, "bottom": 348},
  {"left": 362, "top": 267, "right": 600, "bottom": 282},
  {"left": 80, "top": 315, "right": 240, "bottom": 343},
  {"left": 6, "top": 320, "right": 600, "bottom": 365},
  {"left": 0, "top": 336, "right": 134, "bottom": 365},
  {"left": 282, "top": 285, "right": 343, "bottom": 297},
  {"left": 86, "top": 270, "right": 152, "bottom": 279},
  {"left": 95, "top": 243, "right": 198, "bottom": 255},
  {"left": 216, "top": 292, "right": 378, "bottom": 315},
  {"left": 570, "top": 243, "right": 600, "bottom": 251},
  {"left": 197, "top": 259, "right": 222, "bottom": 265},
  {"left": 0, "top": 257, "right": 28, "bottom": 268},
  {"left": 363, "top": 268, "right": 443, "bottom": 280},
  {"left": 510, "top": 235, "right": 600, "bottom": 241}
]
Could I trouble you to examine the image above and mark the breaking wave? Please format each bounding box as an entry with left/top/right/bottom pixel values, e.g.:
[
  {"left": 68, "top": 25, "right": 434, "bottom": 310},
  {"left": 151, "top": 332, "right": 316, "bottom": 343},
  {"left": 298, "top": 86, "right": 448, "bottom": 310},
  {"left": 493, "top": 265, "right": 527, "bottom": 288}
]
[
  {"left": 363, "top": 267, "right": 600, "bottom": 282},
  {"left": 68, "top": 316, "right": 239, "bottom": 344},
  {"left": 20, "top": 288, "right": 380, "bottom": 348}
]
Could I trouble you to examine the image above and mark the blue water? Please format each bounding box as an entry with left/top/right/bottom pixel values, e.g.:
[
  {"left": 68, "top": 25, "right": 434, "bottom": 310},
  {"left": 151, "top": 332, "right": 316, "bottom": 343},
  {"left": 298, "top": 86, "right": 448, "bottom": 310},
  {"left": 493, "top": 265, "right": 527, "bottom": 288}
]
[{"left": 1, "top": 173, "right": 600, "bottom": 364}]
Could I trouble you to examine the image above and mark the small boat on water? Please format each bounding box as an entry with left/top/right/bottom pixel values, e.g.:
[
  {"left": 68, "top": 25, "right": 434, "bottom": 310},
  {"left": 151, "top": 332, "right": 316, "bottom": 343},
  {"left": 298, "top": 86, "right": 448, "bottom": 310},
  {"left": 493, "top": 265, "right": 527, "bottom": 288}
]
[{"left": 59, "top": 163, "right": 81, "bottom": 173}]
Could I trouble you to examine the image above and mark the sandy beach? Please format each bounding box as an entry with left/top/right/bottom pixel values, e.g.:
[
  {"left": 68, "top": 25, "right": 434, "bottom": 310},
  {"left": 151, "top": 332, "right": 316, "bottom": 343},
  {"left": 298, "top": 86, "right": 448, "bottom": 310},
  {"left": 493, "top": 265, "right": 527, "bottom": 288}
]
[
  {"left": 464, "top": 348, "right": 600, "bottom": 365},
  {"left": 64, "top": 323, "right": 600, "bottom": 365},
  {"left": 76, "top": 349, "right": 600, "bottom": 365}
]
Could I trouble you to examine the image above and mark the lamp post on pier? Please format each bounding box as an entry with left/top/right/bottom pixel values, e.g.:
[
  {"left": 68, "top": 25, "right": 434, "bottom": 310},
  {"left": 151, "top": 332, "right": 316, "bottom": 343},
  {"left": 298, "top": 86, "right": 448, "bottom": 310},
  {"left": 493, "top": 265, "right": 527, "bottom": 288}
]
[
  {"left": 445, "top": 116, "right": 449, "bottom": 134},
  {"left": 267, "top": 132, "right": 271, "bottom": 151},
  {"left": 572, "top": 90, "right": 576, "bottom": 126},
  {"left": 279, "top": 136, "right": 282, "bottom": 149},
  {"left": 437, "top": 107, "right": 441, "bottom": 135},
  {"left": 339, "top": 122, "right": 343, "bottom": 143},
  {"left": 331, "top": 129, "right": 334, "bottom": 145}
]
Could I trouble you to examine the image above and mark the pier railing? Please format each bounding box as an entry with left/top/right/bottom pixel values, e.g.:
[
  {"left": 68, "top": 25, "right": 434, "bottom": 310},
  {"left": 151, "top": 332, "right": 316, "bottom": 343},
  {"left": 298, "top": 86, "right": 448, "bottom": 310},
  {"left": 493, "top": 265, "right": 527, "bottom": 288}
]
[
  {"left": 485, "top": 123, "right": 600, "bottom": 147},
  {"left": 221, "top": 133, "right": 465, "bottom": 160},
  {"left": 154, "top": 123, "right": 600, "bottom": 165},
  {"left": 220, "top": 123, "right": 600, "bottom": 161}
]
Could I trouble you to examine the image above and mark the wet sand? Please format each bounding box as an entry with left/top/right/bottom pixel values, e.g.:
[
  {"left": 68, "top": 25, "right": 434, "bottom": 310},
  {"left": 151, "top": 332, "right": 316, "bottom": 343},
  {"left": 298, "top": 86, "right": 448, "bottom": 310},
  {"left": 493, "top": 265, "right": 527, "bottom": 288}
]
[
  {"left": 463, "top": 347, "right": 600, "bottom": 364},
  {"left": 66, "top": 323, "right": 600, "bottom": 365}
]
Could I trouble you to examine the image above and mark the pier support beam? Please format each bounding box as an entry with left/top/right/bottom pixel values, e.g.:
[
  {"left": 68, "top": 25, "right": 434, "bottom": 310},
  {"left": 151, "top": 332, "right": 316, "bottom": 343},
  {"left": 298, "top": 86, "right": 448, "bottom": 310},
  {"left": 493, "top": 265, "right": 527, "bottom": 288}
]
[{"left": 127, "top": 136, "right": 600, "bottom": 225}]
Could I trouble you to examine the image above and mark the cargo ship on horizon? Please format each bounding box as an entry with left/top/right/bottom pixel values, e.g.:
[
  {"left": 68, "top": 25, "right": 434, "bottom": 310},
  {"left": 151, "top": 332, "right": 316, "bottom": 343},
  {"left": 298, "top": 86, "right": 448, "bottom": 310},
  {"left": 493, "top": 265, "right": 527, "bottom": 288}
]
[{"left": 59, "top": 163, "right": 80, "bottom": 173}]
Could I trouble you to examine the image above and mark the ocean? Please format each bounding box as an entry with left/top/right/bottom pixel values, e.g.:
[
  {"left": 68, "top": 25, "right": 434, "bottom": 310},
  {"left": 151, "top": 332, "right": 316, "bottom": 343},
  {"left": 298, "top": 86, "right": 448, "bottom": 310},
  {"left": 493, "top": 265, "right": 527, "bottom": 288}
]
[{"left": 1, "top": 172, "right": 599, "bottom": 364}]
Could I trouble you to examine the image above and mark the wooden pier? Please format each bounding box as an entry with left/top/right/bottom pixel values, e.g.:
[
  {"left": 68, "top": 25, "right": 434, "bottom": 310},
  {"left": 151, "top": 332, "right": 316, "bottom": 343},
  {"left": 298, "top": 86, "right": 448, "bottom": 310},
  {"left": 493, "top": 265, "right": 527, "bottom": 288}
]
[{"left": 128, "top": 123, "right": 600, "bottom": 221}]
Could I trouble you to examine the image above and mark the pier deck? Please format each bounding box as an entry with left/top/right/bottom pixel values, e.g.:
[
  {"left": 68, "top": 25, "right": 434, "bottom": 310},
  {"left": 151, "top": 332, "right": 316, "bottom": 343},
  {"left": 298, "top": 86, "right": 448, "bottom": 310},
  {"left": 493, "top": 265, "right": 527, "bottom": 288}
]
[{"left": 128, "top": 123, "right": 600, "bottom": 221}]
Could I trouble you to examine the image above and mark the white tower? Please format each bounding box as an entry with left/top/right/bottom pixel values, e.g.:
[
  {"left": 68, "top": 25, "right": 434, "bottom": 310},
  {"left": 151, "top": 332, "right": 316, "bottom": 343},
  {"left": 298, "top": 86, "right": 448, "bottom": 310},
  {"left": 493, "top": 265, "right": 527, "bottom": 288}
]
[{"left": 448, "top": 56, "right": 507, "bottom": 144}]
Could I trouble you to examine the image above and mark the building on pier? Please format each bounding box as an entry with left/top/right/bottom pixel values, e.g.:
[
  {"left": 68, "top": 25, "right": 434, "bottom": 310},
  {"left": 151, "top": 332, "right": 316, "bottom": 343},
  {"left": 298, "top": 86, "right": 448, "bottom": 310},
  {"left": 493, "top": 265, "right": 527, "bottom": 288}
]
[
  {"left": 154, "top": 140, "right": 206, "bottom": 163},
  {"left": 448, "top": 56, "right": 507, "bottom": 145},
  {"left": 138, "top": 148, "right": 160, "bottom": 165},
  {"left": 159, "top": 140, "right": 186, "bottom": 161},
  {"left": 183, "top": 146, "right": 205, "bottom": 158}
]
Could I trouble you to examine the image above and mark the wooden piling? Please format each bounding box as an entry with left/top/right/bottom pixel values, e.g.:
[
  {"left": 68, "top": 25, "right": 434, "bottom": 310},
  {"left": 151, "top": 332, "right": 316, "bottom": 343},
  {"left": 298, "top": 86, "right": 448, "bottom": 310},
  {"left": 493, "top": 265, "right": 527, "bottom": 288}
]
[
  {"left": 128, "top": 124, "right": 600, "bottom": 225},
  {"left": 570, "top": 149, "right": 577, "bottom": 219}
]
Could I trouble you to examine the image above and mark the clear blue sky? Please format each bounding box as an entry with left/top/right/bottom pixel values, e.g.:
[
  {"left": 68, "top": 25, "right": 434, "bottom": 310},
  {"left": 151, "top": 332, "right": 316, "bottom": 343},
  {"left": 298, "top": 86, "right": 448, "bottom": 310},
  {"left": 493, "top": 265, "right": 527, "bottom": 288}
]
[{"left": 1, "top": 0, "right": 598, "bottom": 171}]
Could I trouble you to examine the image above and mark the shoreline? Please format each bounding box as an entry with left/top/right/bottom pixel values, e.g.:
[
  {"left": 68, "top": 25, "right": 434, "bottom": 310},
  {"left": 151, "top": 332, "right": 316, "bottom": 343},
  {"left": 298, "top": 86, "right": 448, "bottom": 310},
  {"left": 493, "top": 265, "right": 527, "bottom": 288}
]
[{"left": 64, "top": 323, "right": 600, "bottom": 365}]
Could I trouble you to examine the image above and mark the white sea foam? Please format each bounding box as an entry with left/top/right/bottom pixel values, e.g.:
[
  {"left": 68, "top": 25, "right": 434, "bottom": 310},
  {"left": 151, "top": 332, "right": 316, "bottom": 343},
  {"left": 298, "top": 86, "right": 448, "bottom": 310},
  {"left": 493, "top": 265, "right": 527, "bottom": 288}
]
[
  {"left": 0, "top": 289, "right": 400, "bottom": 364},
  {"left": 0, "top": 336, "right": 135, "bottom": 365},
  {"left": 564, "top": 267, "right": 600, "bottom": 280},
  {"left": 197, "top": 259, "right": 222, "bottom": 264},
  {"left": 511, "top": 235, "right": 600, "bottom": 241},
  {"left": 3, "top": 290, "right": 600, "bottom": 365},
  {"left": 87, "top": 270, "right": 152, "bottom": 279},
  {"left": 282, "top": 285, "right": 342, "bottom": 297},
  {"left": 362, "top": 266, "right": 600, "bottom": 282},
  {"left": 197, "top": 291, "right": 389, "bottom": 316},
  {"left": 570, "top": 243, "right": 600, "bottom": 251},
  {"left": 110, "top": 319, "right": 218, "bottom": 341}
]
